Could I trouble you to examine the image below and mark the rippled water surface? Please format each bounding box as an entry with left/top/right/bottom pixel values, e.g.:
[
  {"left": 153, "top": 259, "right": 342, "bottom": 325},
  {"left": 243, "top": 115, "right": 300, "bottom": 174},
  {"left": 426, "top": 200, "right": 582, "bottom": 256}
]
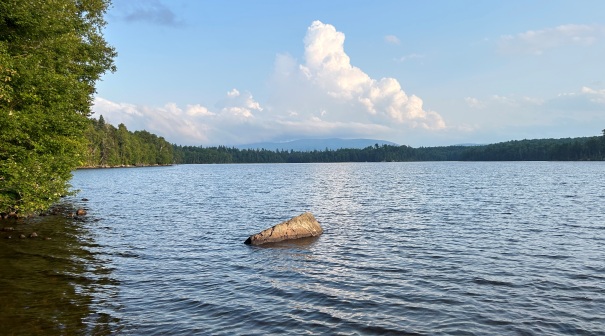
[{"left": 3, "top": 162, "right": 605, "bottom": 335}]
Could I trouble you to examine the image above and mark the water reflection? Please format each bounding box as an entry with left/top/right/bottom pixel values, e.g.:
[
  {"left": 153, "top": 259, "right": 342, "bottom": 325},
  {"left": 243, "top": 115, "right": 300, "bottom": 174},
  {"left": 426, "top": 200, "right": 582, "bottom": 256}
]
[
  {"left": 250, "top": 235, "right": 321, "bottom": 250},
  {"left": 0, "top": 201, "right": 121, "bottom": 335}
]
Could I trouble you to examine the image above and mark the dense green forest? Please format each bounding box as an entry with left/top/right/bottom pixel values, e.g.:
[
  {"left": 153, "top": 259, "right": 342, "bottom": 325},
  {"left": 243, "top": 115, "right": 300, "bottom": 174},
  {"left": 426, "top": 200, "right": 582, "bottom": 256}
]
[
  {"left": 173, "top": 131, "right": 605, "bottom": 164},
  {"left": 459, "top": 135, "right": 605, "bottom": 161},
  {"left": 83, "top": 116, "right": 173, "bottom": 167},
  {"left": 1, "top": 0, "right": 115, "bottom": 215}
]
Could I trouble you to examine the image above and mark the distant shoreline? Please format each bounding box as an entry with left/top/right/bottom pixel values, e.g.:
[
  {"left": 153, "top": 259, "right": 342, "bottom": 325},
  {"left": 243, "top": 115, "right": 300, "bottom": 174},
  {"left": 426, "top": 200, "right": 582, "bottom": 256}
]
[{"left": 77, "top": 164, "right": 173, "bottom": 170}]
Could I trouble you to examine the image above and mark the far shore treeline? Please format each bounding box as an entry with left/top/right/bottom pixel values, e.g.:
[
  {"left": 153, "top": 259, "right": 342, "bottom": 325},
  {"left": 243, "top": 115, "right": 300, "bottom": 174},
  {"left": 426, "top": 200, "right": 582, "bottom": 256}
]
[
  {"left": 173, "top": 132, "right": 605, "bottom": 163},
  {"left": 88, "top": 117, "right": 605, "bottom": 165}
]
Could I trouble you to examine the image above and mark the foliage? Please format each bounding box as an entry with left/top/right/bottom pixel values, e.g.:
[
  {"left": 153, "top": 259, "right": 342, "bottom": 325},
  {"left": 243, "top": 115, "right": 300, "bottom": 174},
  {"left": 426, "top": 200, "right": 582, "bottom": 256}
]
[
  {"left": 0, "top": 0, "right": 115, "bottom": 215},
  {"left": 83, "top": 116, "right": 173, "bottom": 167},
  {"left": 173, "top": 144, "right": 462, "bottom": 164},
  {"left": 459, "top": 137, "right": 605, "bottom": 161},
  {"left": 173, "top": 133, "right": 605, "bottom": 164}
]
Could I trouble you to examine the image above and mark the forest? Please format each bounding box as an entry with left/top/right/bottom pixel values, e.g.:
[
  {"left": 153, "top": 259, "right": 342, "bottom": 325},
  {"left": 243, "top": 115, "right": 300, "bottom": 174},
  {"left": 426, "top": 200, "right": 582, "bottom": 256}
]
[
  {"left": 173, "top": 131, "right": 605, "bottom": 164},
  {"left": 1, "top": 0, "right": 116, "bottom": 215},
  {"left": 80, "top": 121, "right": 605, "bottom": 166},
  {"left": 83, "top": 116, "right": 173, "bottom": 167}
]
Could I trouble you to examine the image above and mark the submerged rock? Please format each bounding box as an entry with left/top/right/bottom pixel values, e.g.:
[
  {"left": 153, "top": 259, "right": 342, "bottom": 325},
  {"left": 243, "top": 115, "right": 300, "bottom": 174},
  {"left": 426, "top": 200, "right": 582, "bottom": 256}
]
[{"left": 244, "top": 212, "right": 323, "bottom": 245}]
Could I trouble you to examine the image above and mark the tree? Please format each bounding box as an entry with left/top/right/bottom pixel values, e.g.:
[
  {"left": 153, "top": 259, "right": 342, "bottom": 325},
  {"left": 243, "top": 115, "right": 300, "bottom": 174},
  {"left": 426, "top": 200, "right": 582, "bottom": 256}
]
[{"left": 0, "top": 1, "right": 116, "bottom": 215}]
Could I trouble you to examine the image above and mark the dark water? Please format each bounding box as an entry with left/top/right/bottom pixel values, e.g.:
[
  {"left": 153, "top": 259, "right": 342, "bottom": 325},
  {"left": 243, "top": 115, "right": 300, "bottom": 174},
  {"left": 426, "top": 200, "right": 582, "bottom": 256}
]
[{"left": 2, "top": 162, "right": 604, "bottom": 335}]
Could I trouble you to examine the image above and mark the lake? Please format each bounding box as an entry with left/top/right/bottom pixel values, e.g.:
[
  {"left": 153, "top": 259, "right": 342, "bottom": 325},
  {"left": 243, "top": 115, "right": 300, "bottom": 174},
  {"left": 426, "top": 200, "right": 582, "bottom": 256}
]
[{"left": 1, "top": 162, "right": 604, "bottom": 335}]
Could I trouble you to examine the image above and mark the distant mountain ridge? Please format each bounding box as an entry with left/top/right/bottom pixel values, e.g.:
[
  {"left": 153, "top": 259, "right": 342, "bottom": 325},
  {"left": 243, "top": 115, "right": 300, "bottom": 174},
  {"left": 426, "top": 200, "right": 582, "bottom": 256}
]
[
  {"left": 454, "top": 143, "right": 484, "bottom": 147},
  {"left": 236, "top": 138, "right": 399, "bottom": 151}
]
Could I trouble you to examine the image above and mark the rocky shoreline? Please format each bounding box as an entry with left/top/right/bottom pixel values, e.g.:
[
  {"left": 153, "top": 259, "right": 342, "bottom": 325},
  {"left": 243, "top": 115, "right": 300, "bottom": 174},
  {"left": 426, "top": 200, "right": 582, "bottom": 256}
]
[{"left": 1, "top": 201, "right": 89, "bottom": 241}]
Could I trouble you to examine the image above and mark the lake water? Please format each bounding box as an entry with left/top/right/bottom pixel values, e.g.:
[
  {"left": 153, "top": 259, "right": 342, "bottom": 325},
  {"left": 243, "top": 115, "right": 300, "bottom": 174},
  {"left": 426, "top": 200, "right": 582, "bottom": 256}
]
[{"left": 1, "top": 162, "right": 604, "bottom": 335}]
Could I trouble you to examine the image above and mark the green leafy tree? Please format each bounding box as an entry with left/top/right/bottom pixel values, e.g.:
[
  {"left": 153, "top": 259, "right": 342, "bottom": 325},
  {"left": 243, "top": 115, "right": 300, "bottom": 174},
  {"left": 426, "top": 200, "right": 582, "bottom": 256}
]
[
  {"left": 82, "top": 117, "right": 174, "bottom": 167},
  {"left": 0, "top": 1, "right": 116, "bottom": 215}
]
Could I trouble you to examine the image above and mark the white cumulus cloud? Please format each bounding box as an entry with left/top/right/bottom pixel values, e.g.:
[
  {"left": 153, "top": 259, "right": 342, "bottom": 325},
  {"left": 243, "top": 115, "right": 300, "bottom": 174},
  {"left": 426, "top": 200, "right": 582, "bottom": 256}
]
[
  {"left": 272, "top": 20, "right": 445, "bottom": 130},
  {"left": 186, "top": 104, "right": 214, "bottom": 117},
  {"left": 218, "top": 89, "right": 262, "bottom": 118}
]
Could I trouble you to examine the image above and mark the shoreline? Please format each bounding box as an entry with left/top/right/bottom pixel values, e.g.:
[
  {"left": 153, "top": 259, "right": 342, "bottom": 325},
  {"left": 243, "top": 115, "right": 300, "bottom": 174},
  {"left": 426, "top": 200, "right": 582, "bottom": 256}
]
[{"left": 76, "top": 164, "right": 173, "bottom": 170}]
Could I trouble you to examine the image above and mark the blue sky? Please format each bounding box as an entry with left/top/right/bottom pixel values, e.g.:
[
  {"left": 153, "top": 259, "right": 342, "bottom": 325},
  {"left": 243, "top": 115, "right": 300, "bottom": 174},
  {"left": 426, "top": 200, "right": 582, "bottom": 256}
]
[{"left": 93, "top": 0, "right": 605, "bottom": 146}]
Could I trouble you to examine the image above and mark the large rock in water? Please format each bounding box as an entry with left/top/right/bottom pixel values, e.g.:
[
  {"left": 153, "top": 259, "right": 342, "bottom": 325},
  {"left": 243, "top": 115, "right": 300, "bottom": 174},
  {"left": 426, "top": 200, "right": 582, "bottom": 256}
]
[{"left": 244, "top": 212, "right": 323, "bottom": 245}]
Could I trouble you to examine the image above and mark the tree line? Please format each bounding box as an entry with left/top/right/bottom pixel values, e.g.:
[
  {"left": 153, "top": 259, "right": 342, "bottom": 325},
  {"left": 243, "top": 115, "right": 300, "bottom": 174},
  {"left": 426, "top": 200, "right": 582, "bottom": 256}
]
[
  {"left": 83, "top": 116, "right": 173, "bottom": 167},
  {"left": 173, "top": 132, "right": 605, "bottom": 164},
  {"left": 458, "top": 135, "right": 605, "bottom": 161},
  {"left": 1, "top": 0, "right": 115, "bottom": 215}
]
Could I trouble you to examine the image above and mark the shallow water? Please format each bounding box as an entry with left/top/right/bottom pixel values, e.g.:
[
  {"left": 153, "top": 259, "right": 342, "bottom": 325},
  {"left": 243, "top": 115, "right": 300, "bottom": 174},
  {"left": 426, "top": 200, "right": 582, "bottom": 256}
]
[{"left": 2, "top": 162, "right": 604, "bottom": 335}]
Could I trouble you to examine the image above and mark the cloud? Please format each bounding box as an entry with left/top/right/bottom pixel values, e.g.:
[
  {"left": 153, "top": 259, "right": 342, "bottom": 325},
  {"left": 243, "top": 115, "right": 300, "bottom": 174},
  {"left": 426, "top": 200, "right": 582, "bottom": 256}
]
[
  {"left": 394, "top": 53, "right": 424, "bottom": 63},
  {"left": 217, "top": 89, "right": 263, "bottom": 119},
  {"left": 498, "top": 24, "right": 605, "bottom": 55},
  {"left": 186, "top": 104, "right": 214, "bottom": 117},
  {"left": 93, "top": 21, "right": 445, "bottom": 146},
  {"left": 93, "top": 97, "right": 212, "bottom": 143},
  {"left": 465, "top": 97, "right": 484, "bottom": 109},
  {"left": 227, "top": 89, "right": 240, "bottom": 97},
  {"left": 545, "top": 86, "right": 605, "bottom": 111},
  {"left": 466, "top": 94, "right": 544, "bottom": 109},
  {"left": 92, "top": 94, "right": 393, "bottom": 146},
  {"left": 271, "top": 21, "right": 445, "bottom": 130},
  {"left": 457, "top": 88, "right": 603, "bottom": 134},
  {"left": 93, "top": 94, "right": 257, "bottom": 145},
  {"left": 114, "top": 0, "right": 183, "bottom": 27},
  {"left": 384, "top": 35, "right": 401, "bottom": 45},
  {"left": 580, "top": 86, "right": 605, "bottom": 105},
  {"left": 491, "top": 94, "right": 519, "bottom": 106}
]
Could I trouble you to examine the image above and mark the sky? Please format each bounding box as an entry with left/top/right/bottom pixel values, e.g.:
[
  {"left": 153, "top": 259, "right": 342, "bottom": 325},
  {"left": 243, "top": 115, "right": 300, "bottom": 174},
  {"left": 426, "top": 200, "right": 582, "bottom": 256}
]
[{"left": 93, "top": 0, "right": 605, "bottom": 147}]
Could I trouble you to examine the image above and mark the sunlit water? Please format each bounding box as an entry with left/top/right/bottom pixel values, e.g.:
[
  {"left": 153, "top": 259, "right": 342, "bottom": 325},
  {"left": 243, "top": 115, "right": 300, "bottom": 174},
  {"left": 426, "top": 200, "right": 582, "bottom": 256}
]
[{"left": 2, "top": 162, "right": 604, "bottom": 335}]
